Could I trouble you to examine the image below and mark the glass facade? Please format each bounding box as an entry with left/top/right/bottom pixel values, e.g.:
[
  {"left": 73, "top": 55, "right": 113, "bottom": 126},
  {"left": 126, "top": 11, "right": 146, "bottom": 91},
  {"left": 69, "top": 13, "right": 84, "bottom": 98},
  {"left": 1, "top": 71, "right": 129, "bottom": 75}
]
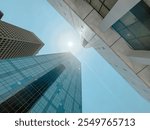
[
  {"left": 0, "top": 64, "right": 65, "bottom": 113},
  {"left": 113, "top": 1, "right": 150, "bottom": 50},
  {"left": 86, "top": 0, "right": 118, "bottom": 17},
  {"left": 0, "top": 53, "right": 82, "bottom": 113}
]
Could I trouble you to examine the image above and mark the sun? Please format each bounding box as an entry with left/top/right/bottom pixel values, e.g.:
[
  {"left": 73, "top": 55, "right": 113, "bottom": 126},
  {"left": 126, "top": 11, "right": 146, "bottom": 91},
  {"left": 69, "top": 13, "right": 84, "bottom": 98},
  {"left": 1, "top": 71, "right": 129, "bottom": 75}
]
[{"left": 68, "top": 41, "right": 74, "bottom": 48}]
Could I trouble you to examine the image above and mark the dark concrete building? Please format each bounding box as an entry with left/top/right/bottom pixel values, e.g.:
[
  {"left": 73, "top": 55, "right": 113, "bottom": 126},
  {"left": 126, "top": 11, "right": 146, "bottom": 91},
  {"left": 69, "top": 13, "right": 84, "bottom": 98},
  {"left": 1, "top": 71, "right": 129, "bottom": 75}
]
[
  {"left": 0, "top": 20, "right": 44, "bottom": 59},
  {"left": 0, "top": 11, "right": 3, "bottom": 19}
]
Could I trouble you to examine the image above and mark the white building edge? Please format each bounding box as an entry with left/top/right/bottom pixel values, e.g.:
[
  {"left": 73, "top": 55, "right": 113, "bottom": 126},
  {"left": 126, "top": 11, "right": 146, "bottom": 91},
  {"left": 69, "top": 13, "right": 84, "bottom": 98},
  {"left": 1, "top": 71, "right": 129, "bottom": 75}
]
[{"left": 47, "top": 0, "right": 150, "bottom": 101}]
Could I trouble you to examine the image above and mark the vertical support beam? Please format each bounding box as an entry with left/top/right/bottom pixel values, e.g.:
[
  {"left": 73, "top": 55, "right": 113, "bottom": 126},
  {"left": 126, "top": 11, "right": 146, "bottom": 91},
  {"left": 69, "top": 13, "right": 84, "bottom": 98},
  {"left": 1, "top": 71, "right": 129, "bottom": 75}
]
[
  {"left": 99, "top": 0, "right": 141, "bottom": 32},
  {"left": 128, "top": 50, "right": 150, "bottom": 65}
]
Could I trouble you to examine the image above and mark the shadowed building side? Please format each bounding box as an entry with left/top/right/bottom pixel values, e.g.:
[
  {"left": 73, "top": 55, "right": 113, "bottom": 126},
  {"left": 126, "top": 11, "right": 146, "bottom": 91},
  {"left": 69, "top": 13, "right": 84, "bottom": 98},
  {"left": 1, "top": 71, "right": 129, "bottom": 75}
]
[{"left": 0, "top": 11, "right": 3, "bottom": 19}]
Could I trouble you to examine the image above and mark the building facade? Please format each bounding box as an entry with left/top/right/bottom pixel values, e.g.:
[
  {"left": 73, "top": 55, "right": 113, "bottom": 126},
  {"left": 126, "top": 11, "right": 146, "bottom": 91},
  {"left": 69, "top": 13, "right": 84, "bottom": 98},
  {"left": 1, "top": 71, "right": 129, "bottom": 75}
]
[
  {"left": 0, "top": 53, "right": 82, "bottom": 113},
  {"left": 48, "top": 0, "right": 150, "bottom": 101},
  {"left": 0, "top": 20, "right": 44, "bottom": 59}
]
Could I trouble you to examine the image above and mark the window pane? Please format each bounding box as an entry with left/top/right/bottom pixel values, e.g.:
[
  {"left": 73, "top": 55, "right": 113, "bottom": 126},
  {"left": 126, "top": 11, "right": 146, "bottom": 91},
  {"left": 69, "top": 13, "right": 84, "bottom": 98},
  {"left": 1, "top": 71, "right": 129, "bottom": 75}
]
[
  {"left": 104, "top": 0, "right": 118, "bottom": 10},
  {"left": 100, "top": 6, "right": 109, "bottom": 17},
  {"left": 91, "top": 0, "right": 102, "bottom": 12},
  {"left": 121, "top": 12, "right": 137, "bottom": 26},
  {"left": 119, "top": 29, "right": 135, "bottom": 40}
]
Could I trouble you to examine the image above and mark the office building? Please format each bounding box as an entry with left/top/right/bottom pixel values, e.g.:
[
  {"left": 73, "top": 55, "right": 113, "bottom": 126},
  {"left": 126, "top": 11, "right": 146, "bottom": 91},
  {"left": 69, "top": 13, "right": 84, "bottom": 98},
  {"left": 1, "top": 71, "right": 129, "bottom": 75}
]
[
  {"left": 0, "top": 53, "right": 82, "bottom": 113},
  {"left": 0, "top": 20, "right": 44, "bottom": 59},
  {"left": 48, "top": 0, "right": 150, "bottom": 101},
  {"left": 0, "top": 11, "right": 3, "bottom": 19}
]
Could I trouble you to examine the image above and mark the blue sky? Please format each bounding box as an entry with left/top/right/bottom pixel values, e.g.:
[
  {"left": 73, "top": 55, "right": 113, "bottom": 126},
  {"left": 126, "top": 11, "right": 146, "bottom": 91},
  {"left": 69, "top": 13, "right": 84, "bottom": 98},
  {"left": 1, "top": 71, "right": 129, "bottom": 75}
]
[{"left": 1, "top": 0, "right": 150, "bottom": 112}]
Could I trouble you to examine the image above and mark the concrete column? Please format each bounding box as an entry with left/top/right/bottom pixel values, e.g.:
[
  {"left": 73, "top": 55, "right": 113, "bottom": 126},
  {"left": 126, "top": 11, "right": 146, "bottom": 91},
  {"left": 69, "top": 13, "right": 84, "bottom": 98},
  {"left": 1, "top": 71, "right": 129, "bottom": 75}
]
[
  {"left": 99, "top": 0, "right": 141, "bottom": 32},
  {"left": 128, "top": 50, "right": 150, "bottom": 65}
]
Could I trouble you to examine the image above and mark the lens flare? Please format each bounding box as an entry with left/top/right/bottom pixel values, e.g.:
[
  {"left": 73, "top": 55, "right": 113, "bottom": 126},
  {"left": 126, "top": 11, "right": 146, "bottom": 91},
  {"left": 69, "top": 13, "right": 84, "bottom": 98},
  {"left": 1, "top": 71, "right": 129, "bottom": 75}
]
[{"left": 68, "top": 41, "right": 73, "bottom": 48}]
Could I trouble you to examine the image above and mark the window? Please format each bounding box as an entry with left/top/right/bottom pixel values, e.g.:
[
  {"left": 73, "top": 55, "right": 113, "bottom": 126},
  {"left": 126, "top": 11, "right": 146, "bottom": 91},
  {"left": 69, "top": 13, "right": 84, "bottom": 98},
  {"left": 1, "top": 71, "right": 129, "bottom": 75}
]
[{"left": 113, "top": 1, "right": 150, "bottom": 50}]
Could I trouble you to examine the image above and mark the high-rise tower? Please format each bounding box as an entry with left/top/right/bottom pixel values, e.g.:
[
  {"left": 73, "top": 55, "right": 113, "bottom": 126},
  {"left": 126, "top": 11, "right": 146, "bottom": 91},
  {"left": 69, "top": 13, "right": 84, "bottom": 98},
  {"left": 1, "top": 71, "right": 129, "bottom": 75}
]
[
  {"left": 0, "top": 53, "right": 82, "bottom": 113},
  {"left": 0, "top": 20, "right": 44, "bottom": 59}
]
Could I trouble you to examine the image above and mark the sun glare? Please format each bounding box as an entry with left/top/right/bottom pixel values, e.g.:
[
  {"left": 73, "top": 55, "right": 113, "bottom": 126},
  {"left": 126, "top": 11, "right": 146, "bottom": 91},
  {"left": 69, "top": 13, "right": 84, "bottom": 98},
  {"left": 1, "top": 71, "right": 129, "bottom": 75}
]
[
  {"left": 57, "top": 30, "right": 83, "bottom": 55},
  {"left": 68, "top": 41, "right": 74, "bottom": 48}
]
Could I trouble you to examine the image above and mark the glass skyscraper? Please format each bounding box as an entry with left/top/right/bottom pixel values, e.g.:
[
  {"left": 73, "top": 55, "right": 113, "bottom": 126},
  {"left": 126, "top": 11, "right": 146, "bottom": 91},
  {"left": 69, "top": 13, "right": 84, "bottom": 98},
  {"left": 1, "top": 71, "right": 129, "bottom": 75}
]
[{"left": 0, "top": 53, "right": 82, "bottom": 113}]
